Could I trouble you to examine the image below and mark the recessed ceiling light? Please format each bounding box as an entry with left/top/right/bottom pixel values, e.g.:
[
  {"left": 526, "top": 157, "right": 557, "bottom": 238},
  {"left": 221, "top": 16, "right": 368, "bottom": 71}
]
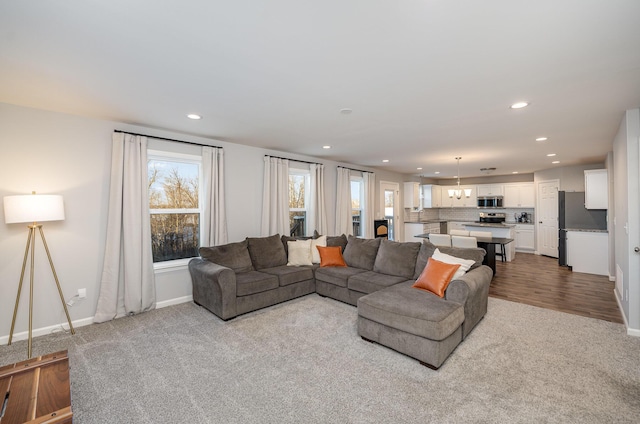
[
  {"left": 512, "top": 171, "right": 519, "bottom": 174},
  {"left": 547, "top": 153, "right": 556, "bottom": 157},
  {"left": 417, "top": 167, "right": 422, "bottom": 170},
  {"left": 434, "top": 171, "right": 440, "bottom": 175},
  {"left": 322, "top": 145, "right": 331, "bottom": 149},
  {"left": 187, "top": 114, "right": 202, "bottom": 120},
  {"left": 340, "top": 108, "right": 353, "bottom": 115},
  {"left": 552, "top": 160, "right": 560, "bottom": 164},
  {"left": 382, "top": 159, "right": 389, "bottom": 163},
  {"left": 536, "top": 137, "right": 548, "bottom": 141},
  {"left": 510, "top": 102, "right": 529, "bottom": 109}
]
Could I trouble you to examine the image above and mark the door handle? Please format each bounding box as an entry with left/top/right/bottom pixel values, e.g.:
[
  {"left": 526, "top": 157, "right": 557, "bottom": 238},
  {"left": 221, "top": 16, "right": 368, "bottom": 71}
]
[
  {"left": 539, "top": 221, "right": 542, "bottom": 224},
  {"left": 635, "top": 247, "right": 640, "bottom": 253}
]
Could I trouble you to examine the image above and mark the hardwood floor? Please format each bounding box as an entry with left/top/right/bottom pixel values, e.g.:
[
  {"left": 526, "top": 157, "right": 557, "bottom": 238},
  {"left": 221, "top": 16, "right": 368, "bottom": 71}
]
[{"left": 490, "top": 253, "right": 623, "bottom": 324}]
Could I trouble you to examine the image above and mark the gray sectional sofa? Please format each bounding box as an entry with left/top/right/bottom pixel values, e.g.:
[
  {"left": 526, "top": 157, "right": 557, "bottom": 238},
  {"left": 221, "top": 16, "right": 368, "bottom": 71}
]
[{"left": 189, "top": 233, "right": 493, "bottom": 369}]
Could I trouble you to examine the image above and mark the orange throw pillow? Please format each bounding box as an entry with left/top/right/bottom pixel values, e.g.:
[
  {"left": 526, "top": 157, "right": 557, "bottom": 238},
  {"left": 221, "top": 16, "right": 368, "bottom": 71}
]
[
  {"left": 316, "top": 245, "right": 347, "bottom": 267},
  {"left": 412, "top": 257, "right": 461, "bottom": 298}
]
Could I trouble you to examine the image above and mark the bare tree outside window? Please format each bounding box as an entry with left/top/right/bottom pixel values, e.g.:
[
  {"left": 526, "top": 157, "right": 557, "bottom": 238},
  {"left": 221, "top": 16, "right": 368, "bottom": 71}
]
[
  {"left": 351, "top": 180, "right": 362, "bottom": 236},
  {"left": 289, "top": 173, "right": 307, "bottom": 236},
  {"left": 148, "top": 158, "right": 201, "bottom": 262}
]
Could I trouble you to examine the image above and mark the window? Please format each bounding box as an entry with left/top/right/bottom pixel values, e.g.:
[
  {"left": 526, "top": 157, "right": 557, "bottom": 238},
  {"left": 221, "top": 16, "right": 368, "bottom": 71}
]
[
  {"left": 289, "top": 168, "right": 310, "bottom": 236},
  {"left": 350, "top": 177, "right": 364, "bottom": 236},
  {"left": 148, "top": 151, "right": 203, "bottom": 265}
]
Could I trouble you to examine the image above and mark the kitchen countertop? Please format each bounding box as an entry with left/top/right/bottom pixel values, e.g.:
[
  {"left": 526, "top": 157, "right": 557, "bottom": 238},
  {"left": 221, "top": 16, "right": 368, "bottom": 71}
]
[{"left": 565, "top": 228, "right": 608, "bottom": 233}]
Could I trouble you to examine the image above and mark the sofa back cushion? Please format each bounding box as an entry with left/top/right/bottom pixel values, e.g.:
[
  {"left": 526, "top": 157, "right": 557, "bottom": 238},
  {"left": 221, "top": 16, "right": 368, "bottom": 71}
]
[
  {"left": 342, "top": 236, "right": 381, "bottom": 270},
  {"left": 199, "top": 240, "right": 254, "bottom": 273},
  {"left": 247, "top": 234, "right": 288, "bottom": 269},
  {"left": 413, "top": 240, "right": 486, "bottom": 279},
  {"left": 373, "top": 239, "right": 421, "bottom": 279},
  {"left": 313, "top": 231, "right": 348, "bottom": 253}
]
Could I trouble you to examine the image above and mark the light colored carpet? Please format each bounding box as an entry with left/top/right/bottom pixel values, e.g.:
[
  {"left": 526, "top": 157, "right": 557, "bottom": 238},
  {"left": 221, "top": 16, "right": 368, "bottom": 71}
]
[{"left": 1, "top": 295, "right": 639, "bottom": 423}]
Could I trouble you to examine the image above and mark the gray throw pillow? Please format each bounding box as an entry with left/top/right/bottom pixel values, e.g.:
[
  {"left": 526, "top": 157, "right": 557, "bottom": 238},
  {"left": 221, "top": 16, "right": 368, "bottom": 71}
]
[
  {"left": 199, "top": 240, "right": 254, "bottom": 273},
  {"left": 247, "top": 234, "right": 288, "bottom": 269},
  {"left": 342, "top": 236, "right": 381, "bottom": 270},
  {"left": 373, "top": 239, "right": 421, "bottom": 279},
  {"left": 313, "top": 232, "right": 348, "bottom": 253},
  {"left": 413, "top": 240, "right": 486, "bottom": 279}
]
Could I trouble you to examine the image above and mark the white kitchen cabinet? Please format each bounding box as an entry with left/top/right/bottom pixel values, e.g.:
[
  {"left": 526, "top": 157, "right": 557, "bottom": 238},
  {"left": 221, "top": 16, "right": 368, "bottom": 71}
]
[
  {"left": 447, "top": 221, "right": 473, "bottom": 233},
  {"left": 476, "top": 184, "right": 504, "bottom": 197},
  {"left": 515, "top": 224, "right": 535, "bottom": 251},
  {"left": 504, "top": 183, "right": 535, "bottom": 208},
  {"left": 566, "top": 230, "right": 608, "bottom": 276},
  {"left": 584, "top": 169, "right": 608, "bottom": 209},
  {"left": 422, "top": 185, "right": 442, "bottom": 208},
  {"left": 440, "top": 185, "right": 477, "bottom": 208},
  {"left": 403, "top": 182, "right": 421, "bottom": 209}
]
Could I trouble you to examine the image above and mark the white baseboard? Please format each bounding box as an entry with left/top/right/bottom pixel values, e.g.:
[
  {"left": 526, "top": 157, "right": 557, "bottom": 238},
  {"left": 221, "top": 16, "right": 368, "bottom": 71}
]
[
  {"left": 612, "top": 289, "right": 640, "bottom": 337},
  {"left": 0, "top": 317, "right": 95, "bottom": 345},
  {"left": 0, "top": 295, "right": 194, "bottom": 344},
  {"left": 156, "top": 295, "right": 193, "bottom": 309}
]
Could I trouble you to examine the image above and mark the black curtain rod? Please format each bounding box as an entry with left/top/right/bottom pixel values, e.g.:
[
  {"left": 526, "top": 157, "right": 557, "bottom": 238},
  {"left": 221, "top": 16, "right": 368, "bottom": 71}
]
[
  {"left": 265, "top": 155, "right": 322, "bottom": 166},
  {"left": 338, "top": 166, "right": 374, "bottom": 174},
  {"left": 114, "top": 130, "right": 222, "bottom": 149}
]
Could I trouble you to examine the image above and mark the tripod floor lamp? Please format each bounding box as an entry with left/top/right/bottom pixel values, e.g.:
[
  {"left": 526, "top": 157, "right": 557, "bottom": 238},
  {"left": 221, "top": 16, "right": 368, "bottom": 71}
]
[{"left": 4, "top": 192, "right": 75, "bottom": 358}]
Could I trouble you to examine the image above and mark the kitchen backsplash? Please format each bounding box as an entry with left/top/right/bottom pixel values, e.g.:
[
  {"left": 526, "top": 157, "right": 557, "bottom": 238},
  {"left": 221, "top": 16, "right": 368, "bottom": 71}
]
[{"left": 404, "top": 207, "right": 535, "bottom": 223}]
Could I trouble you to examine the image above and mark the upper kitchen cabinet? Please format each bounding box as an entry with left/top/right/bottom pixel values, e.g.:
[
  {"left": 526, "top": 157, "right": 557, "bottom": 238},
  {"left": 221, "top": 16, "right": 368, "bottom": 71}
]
[
  {"left": 422, "top": 184, "right": 442, "bottom": 208},
  {"left": 440, "top": 185, "right": 477, "bottom": 208},
  {"left": 404, "top": 182, "right": 421, "bottom": 209},
  {"left": 584, "top": 169, "right": 608, "bottom": 209},
  {"left": 476, "top": 184, "right": 504, "bottom": 197},
  {"left": 503, "top": 183, "right": 535, "bottom": 208}
]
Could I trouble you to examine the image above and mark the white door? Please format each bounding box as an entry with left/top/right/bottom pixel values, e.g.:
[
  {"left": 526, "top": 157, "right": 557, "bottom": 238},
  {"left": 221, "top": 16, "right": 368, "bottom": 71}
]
[
  {"left": 380, "top": 181, "right": 399, "bottom": 241},
  {"left": 537, "top": 180, "right": 559, "bottom": 257}
]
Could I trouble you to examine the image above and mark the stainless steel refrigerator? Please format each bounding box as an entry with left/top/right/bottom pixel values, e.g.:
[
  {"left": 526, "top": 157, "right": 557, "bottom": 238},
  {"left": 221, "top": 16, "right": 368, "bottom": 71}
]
[{"left": 558, "top": 191, "right": 607, "bottom": 266}]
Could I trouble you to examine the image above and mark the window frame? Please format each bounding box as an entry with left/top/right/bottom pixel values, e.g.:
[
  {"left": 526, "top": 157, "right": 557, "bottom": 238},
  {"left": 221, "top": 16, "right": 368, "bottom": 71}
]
[{"left": 148, "top": 149, "right": 204, "bottom": 271}]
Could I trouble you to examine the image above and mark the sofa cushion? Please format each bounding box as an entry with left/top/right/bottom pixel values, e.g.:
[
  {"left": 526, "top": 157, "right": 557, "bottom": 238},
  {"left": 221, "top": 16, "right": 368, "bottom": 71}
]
[
  {"left": 373, "top": 239, "right": 421, "bottom": 279},
  {"left": 315, "top": 266, "right": 367, "bottom": 288},
  {"left": 260, "top": 265, "right": 314, "bottom": 287},
  {"left": 317, "top": 246, "right": 347, "bottom": 267},
  {"left": 310, "top": 235, "right": 327, "bottom": 263},
  {"left": 348, "top": 271, "right": 408, "bottom": 294},
  {"left": 247, "top": 234, "right": 288, "bottom": 269},
  {"left": 432, "top": 248, "right": 475, "bottom": 280},
  {"left": 235, "top": 271, "right": 279, "bottom": 296},
  {"left": 199, "top": 240, "right": 254, "bottom": 273},
  {"left": 287, "top": 240, "right": 313, "bottom": 266},
  {"left": 358, "top": 281, "right": 465, "bottom": 341},
  {"left": 412, "top": 257, "right": 460, "bottom": 298},
  {"left": 314, "top": 232, "right": 349, "bottom": 252},
  {"left": 281, "top": 234, "right": 312, "bottom": 256},
  {"left": 342, "top": 236, "right": 381, "bottom": 270},
  {"left": 413, "top": 241, "right": 486, "bottom": 279}
]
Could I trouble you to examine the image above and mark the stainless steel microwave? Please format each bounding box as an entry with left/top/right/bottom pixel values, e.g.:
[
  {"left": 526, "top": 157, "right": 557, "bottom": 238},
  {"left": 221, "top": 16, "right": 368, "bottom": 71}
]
[{"left": 477, "top": 196, "right": 503, "bottom": 208}]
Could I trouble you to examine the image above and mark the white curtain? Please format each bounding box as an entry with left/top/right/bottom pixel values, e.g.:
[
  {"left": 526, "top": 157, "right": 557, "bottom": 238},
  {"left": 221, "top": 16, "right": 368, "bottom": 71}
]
[
  {"left": 261, "top": 156, "right": 290, "bottom": 236},
  {"left": 362, "top": 172, "right": 376, "bottom": 238},
  {"left": 335, "top": 167, "right": 352, "bottom": 236},
  {"left": 308, "top": 163, "right": 328, "bottom": 235},
  {"left": 202, "top": 146, "right": 228, "bottom": 246},
  {"left": 95, "top": 133, "right": 156, "bottom": 323}
]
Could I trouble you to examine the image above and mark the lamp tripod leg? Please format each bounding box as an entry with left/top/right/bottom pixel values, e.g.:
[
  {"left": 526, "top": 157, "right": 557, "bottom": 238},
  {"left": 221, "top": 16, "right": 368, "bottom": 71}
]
[
  {"left": 8, "top": 228, "right": 34, "bottom": 346},
  {"left": 38, "top": 226, "right": 75, "bottom": 335}
]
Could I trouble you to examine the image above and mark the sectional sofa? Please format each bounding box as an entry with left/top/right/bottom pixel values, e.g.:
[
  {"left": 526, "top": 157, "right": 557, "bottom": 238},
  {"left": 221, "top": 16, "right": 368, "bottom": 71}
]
[{"left": 188, "top": 233, "right": 493, "bottom": 369}]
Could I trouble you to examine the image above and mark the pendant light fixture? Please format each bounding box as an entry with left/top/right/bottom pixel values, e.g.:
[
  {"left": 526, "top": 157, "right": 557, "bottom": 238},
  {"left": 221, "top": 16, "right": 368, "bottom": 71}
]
[{"left": 448, "top": 157, "right": 472, "bottom": 200}]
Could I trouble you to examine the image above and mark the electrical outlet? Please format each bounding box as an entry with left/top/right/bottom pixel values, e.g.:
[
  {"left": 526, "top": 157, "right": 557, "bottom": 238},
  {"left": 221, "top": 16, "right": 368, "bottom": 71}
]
[{"left": 78, "top": 288, "right": 86, "bottom": 299}]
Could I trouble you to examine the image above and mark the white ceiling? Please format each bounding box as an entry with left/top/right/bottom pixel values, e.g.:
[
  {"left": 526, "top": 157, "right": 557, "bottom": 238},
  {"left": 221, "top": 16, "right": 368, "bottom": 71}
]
[{"left": 2, "top": 1, "right": 640, "bottom": 178}]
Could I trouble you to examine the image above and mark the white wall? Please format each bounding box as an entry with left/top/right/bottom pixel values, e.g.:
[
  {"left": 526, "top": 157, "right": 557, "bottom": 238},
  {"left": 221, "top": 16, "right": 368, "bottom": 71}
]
[
  {"left": 0, "top": 103, "right": 404, "bottom": 340},
  {"left": 534, "top": 163, "right": 604, "bottom": 191}
]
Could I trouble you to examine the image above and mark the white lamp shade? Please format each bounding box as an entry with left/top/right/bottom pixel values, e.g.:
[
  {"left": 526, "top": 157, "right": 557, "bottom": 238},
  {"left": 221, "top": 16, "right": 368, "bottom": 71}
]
[{"left": 3, "top": 194, "right": 65, "bottom": 224}]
